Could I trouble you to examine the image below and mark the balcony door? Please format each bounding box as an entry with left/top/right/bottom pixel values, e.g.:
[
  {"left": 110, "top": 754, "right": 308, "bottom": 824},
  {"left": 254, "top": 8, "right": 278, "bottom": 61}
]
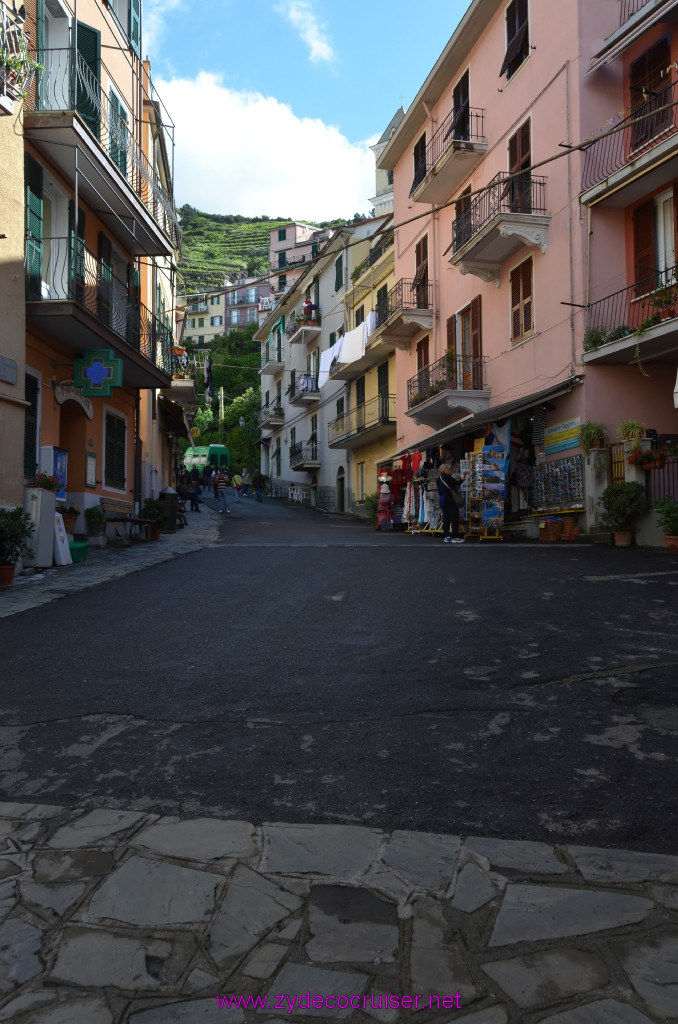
[
  {"left": 413, "top": 235, "right": 428, "bottom": 309},
  {"left": 457, "top": 297, "right": 482, "bottom": 388},
  {"left": 377, "top": 362, "right": 389, "bottom": 421},
  {"left": 41, "top": 0, "right": 69, "bottom": 110},
  {"left": 452, "top": 70, "right": 470, "bottom": 141},
  {"left": 508, "top": 120, "right": 531, "bottom": 213},
  {"left": 629, "top": 37, "right": 671, "bottom": 151}
]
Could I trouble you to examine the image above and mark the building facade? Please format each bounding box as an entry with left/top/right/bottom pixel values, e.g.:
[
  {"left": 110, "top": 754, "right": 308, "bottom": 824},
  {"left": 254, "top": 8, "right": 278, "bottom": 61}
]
[{"left": 11, "top": 0, "right": 181, "bottom": 529}]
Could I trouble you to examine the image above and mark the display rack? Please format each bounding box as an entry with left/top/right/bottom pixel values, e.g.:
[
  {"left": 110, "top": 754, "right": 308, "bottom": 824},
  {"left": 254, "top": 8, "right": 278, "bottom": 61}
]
[
  {"left": 462, "top": 453, "right": 503, "bottom": 541},
  {"left": 532, "top": 455, "right": 584, "bottom": 511}
]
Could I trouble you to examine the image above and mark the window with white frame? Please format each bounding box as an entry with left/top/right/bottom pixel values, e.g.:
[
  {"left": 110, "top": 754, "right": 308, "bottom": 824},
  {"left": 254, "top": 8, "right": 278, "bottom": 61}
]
[{"left": 210, "top": 315, "right": 223, "bottom": 327}]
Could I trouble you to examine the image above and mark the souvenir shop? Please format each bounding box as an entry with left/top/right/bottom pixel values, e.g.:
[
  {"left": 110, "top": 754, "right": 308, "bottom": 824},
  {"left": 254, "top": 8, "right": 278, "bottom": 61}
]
[{"left": 376, "top": 397, "right": 586, "bottom": 540}]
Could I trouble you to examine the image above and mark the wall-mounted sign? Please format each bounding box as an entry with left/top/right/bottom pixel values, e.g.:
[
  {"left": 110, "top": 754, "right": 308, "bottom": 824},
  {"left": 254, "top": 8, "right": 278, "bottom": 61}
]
[
  {"left": 190, "top": 426, "right": 201, "bottom": 437},
  {"left": 0, "top": 355, "right": 18, "bottom": 385},
  {"left": 545, "top": 418, "right": 581, "bottom": 457},
  {"left": 74, "top": 349, "right": 123, "bottom": 397},
  {"left": 54, "top": 381, "right": 94, "bottom": 419}
]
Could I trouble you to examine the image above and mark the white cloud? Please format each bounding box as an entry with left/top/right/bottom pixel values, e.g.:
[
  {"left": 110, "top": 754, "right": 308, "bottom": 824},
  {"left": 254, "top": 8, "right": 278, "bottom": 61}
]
[
  {"left": 143, "top": 0, "right": 187, "bottom": 59},
  {"left": 157, "top": 72, "right": 376, "bottom": 221},
  {"left": 274, "top": 0, "right": 336, "bottom": 65}
]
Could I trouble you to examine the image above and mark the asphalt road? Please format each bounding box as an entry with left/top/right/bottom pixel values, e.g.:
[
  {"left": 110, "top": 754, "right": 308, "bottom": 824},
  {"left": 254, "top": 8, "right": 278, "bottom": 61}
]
[{"left": 1, "top": 496, "right": 677, "bottom": 853}]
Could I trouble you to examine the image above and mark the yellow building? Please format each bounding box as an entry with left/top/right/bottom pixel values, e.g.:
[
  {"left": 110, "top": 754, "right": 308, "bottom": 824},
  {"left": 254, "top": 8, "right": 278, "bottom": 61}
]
[{"left": 328, "top": 216, "right": 398, "bottom": 511}]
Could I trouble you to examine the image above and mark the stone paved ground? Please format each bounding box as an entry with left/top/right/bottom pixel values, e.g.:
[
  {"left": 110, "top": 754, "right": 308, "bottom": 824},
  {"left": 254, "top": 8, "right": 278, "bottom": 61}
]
[{"left": 0, "top": 803, "right": 677, "bottom": 1024}]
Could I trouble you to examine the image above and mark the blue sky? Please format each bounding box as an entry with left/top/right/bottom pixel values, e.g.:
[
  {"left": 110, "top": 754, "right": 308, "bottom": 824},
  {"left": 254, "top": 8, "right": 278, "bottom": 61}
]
[{"left": 145, "top": 0, "right": 469, "bottom": 220}]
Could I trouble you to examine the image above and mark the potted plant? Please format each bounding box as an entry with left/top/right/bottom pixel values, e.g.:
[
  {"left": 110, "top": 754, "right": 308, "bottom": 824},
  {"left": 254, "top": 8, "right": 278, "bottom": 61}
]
[
  {"left": 141, "top": 498, "right": 168, "bottom": 541},
  {"left": 0, "top": 507, "right": 35, "bottom": 586},
  {"left": 579, "top": 421, "right": 607, "bottom": 455},
  {"left": 599, "top": 481, "right": 646, "bottom": 547},
  {"left": 654, "top": 495, "right": 678, "bottom": 551},
  {"left": 627, "top": 447, "right": 667, "bottom": 471},
  {"left": 0, "top": 37, "right": 43, "bottom": 98},
  {"left": 84, "top": 504, "right": 106, "bottom": 537},
  {"left": 650, "top": 285, "right": 676, "bottom": 319},
  {"left": 58, "top": 503, "right": 80, "bottom": 533},
  {"left": 618, "top": 418, "right": 645, "bottom": 448}
]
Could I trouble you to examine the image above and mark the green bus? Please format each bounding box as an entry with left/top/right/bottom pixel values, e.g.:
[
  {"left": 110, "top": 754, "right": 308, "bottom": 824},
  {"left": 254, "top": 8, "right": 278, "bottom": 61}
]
[{"left": 182, "top": 444, "right": 230, "bottom": 474}]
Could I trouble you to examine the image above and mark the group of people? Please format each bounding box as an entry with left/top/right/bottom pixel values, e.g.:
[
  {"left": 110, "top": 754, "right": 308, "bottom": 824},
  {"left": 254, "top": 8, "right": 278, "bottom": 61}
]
[{"left": 178, "top": 463, "right": 265, "bottom": 515}]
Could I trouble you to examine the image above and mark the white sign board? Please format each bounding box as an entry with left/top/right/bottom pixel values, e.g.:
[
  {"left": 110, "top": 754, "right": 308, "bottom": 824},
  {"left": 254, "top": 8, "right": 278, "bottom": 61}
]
[{"left": 54, "top": 513, "right": 73, "bottom": 566}]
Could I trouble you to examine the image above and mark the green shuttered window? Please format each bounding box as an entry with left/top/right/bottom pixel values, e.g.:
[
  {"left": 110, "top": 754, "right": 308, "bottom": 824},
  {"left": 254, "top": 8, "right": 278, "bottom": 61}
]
[{"left": 105, "top": 412, "right": 126, "bottom": 489}]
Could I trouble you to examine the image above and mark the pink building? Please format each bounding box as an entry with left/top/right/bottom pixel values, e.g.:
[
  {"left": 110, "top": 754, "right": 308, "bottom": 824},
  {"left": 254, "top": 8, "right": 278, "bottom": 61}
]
[
  {"left": 377, "top": 0, "right": 678, "bottom": 536},
  {"left": 269, "top": 222, "right": 333, "bottom": 299}
]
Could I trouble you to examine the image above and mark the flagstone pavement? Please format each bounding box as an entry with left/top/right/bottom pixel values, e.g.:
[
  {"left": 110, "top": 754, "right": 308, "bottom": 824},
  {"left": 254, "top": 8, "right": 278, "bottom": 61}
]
[
  {"left": 0, "top": 802, "right": 677, "bottom": 1024},
  {"left": 1, "top": 507, "right": 677, "bottom": 1021}
]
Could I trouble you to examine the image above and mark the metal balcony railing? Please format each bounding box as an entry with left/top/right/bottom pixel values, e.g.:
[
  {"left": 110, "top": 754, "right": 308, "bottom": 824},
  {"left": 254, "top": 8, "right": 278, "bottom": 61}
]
[
  {"left": 258, "top": 403, "right": 284, "bottom": 425},
  {"left": 0, "top": 2, "right": 34, "bottom": 103},
  {"left": 374, "top": 278, "right": 433, "bottom": 329},
  {"left": 25, "top": 235, "right": 172, "bottom": 374},
  {"left": 286, "top": 307, "right": 321, "bottom": 337},
  {"left": 290, "top": 440, "right": 319, "bottom": 467},
  {"left": 407, "top": 352, "right": 487, "bottom": 408},
  {"left": 620, "top": 0, "right": 652, "bottom": 24},
  {"left": 261, "top": 342, "right": 283, "bottom": 368},
  {"left": 288, "top": 374, "right": 319, "bottom": 401},
  {"left": 328, "top": 394, "right": 396, "bottom": 446},
  {"left": 582, "top": 80, "right": 678, "bottom": 191},
  {"left": 409, "top": 106, "right": 486, "bottom": 197},
  {"left": 26, "top": 47, "right": 179, "bottom": 246},
  {"left": 584, "top": 263, "right": 678, "bottom": 351},
  {"left": 452, "top": 172, "right": 548, "bottom": 254},
  {"left": 351, "top": 233, "right": 394, "bottom": 281}
]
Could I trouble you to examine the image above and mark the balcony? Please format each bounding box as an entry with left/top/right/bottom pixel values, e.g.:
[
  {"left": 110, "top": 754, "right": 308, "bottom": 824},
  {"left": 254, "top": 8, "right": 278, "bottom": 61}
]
[
  {"left": 449, "top": 173, "right": 550, "bottom": 284},
  {"left": 261, "top": 342, "right": 284, "bottom": 374},
  {"left": 351, "top": 233, "right": 394, "bottom": 284},
  {"left": 410, "top": 107, "right": 487, "bottom": 205},
  {"left": 288, "top": 374, "right": 320, "bottom": 405},
  {"left": 25, "top": 236, "right": 172, "bottom": 388},
  {"left": 328, "top": 394, "right": 396, "bottom": 449},
  {"left": 329, "top": 324, "right": 397, "bottom": 382},
  {"left": 287, "top": 308, "right": 321, "bottom": 344},
  {"left": 1, "top": 5, "right": 35, "bottom": 113},
  {"left": 290, "top": 440, "right": 321, "bottom": 471},
  {"left": 581, "top": 81, "right": 678, "bottom": 206},
  {"left": 165, "top": 376, "right": 198, "bottom": 405},
  {"left": 23, "top": 48, "right": 179, "bottom": 255},
  {"left": 620, "top": 0, "right": 652, "bottom": 22},
  {"left": 583, "top": 264, "right": 678, "bottom": 365},
  {"left": 258, "top": 404, "right": 285, "bottom": 429},
  {"left": 406, "top": 353, "right": 490, "bottom": 428},
  {"left": 373, "top": 278, "right": 434, "bottom": 349}
]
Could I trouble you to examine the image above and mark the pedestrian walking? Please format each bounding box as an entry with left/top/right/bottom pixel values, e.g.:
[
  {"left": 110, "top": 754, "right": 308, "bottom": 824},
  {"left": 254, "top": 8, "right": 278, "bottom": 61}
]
[
  {"left": 232, "top": 471, "right": 243, "bottom": 502},
  {"left": 241, "top": 469, "right": 251, "bottom": 497},
  {"left": 215, "top": 468, "right": 230, "bottom": 513},
  {"left": 252, "top": 470, "right": 264, "bottom": 503},
  {"left": 437, "top": 463, "right": 466, "bottom": 543}
]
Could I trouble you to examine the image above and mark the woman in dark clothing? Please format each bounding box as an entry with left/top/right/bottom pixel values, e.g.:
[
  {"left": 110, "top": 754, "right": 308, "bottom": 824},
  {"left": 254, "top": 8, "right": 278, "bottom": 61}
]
[{"left": 437, "top": 463, "right": 466, "bottom": 544}]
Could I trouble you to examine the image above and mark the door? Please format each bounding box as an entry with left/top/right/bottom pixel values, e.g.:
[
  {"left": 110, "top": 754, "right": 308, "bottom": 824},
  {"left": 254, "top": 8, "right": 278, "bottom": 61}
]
[
  {"left": 25, "top": 156, "right": 43, "bottom": 301},
  {"left": 508, "top": 120, "right": 531, "bottom": 213},
  {"left": 337, "top": 468, "right": 345, "bottom": 513},
  {"left": 377, "top": 362, "right": 389, "bottom": 420},
  {"left": 452, "top": 70, "right": 470, "bottom": 140},
  {"left": 414, "top": 235, "right": 428, "bottom": 308},
  {"left": 310, "top": 413, "right": 318, "bottom": 460}
]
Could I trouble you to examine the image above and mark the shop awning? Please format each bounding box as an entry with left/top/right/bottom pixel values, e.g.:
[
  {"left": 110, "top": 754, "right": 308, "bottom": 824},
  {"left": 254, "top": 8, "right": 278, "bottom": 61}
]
[
  {"left": 158, "top": 394, "right": 194, "bottom": 449},
  {"left": 586, "top": 1, "right": 678, "bottom": 75},
  {"left": 406, "top": 377, "right": 584, "bottom": 453}
]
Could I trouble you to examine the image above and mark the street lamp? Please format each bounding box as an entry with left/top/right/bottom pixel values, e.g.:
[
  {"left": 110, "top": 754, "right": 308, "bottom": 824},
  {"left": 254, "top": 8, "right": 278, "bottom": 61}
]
[{"left": 239, "top": 416, "right": 246, "bottom": 428}]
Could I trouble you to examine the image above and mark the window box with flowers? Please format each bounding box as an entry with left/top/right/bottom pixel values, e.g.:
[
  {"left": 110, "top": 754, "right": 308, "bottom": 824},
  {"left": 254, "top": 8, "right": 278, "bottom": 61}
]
[{"left": 627, "top": 448, "right": 667, "bottom": 471}]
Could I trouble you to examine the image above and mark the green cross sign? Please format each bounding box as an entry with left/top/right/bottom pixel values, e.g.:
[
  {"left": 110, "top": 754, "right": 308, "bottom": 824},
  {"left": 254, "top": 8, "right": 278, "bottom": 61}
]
[{"left": 74, "top": 349, "right": 123, "bottom": 397}]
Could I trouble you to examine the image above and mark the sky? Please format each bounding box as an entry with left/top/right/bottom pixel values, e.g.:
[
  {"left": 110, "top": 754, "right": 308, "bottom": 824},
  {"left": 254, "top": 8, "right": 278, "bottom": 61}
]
[{"left": 145, "top": 0, "right": 469, "bottom": 222}]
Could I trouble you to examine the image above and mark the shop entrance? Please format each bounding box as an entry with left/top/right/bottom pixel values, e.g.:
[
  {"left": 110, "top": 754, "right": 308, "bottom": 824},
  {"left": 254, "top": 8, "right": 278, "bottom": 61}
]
[{"left": 336, "top": 467, "right": 345, "bottom": 512}]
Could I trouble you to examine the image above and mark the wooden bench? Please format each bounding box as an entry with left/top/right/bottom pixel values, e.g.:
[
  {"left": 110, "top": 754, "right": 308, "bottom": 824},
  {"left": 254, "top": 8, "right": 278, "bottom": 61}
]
[{"left": 100, "top": 497, "right": 153, "bottom": 544}]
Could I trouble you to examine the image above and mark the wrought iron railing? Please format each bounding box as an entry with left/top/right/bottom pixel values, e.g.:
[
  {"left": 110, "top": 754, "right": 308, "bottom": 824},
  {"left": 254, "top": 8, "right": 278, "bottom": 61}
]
[
  {"left": 26, "top": 47, "right": 179, "bottom": 247},
  {"left": 328, "top": 394, "right": 396, "bottom": 446},
  {"left": 407, "top": 352, "right": 487, "bottom": 408},
  {"left": 258, "top": 403, "right": 284, "bottom": 425},
  {"left": 261, "top": 342, "right": 283, "bottom": 368},
  {"left": 584, "top": 263, "right": 678, "bottom": 351},
  {"left": 620, "top": 0, "right": 652, "bottom": 24},
  {"left": 290, "top": 440, "right": 319, "bottom": 467},
  {"left": 0, "top": 1, "right": 34, "bottom": 102},
  {"left": 352, "top": 233, "right": 394, "bottom": 281},
  {"left": 452, "top": 172, "right": 548, "bottom": 254},
  {"left": 410, "top": 106, "right": 486, "bottom": 196},
  {"left": 646, "top": 455, "right": 678, "bottom": 504},
  {"left": 287, "top": 307, "right": 321, "bottom": 337},
  {"left": 374, "top": 278, "right": 433, "bottom": 329},
  {"left": 288, "top": 374, "right": 319, "bottom": 401},
  {"left": 582, "top": 80, "right": 678, "bottom": 191},
  {"left": 25, "top": 236, "right": 172, "bottom": 374}
]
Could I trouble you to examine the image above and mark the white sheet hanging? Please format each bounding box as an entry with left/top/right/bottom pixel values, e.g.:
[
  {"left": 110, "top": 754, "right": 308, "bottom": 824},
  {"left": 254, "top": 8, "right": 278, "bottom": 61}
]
[
  {"left": 340, "top": 323, "right": 366, "bottom": 364},
  {"left": 318, "top": 336, "right": 344, "bottom": 387}
]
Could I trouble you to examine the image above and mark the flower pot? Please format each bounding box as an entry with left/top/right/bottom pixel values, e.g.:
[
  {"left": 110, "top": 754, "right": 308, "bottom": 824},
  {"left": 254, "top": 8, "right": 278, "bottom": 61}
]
[
  {"left": 61, "top": 513, "right": 79, "bottom": 534},
  {"left": 0, "top": 564, "right": 16, "bottom": 587},
  {"left": 149, "top": 526, "right": 161, "bottom": 542},
  {"left": 614, "top": 530, "right": 632, "bottom": 547},
  {"left": 87, "top": 522, "right": 105, "bottom": 538},
  {"left": 664, "top": 535, "right": 678, "bottom": 551}
]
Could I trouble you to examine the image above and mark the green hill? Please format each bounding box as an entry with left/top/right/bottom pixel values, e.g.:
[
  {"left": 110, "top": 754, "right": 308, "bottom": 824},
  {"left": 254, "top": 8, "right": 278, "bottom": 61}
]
[{"left": 176, "top": 206, "right": 363, "bottom": 293}]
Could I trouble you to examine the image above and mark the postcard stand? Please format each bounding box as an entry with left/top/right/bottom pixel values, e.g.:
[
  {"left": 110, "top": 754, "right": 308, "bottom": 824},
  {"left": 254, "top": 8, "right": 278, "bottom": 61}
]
[{"left": 461, "top": 453, "right": 503, "bottom": 541}]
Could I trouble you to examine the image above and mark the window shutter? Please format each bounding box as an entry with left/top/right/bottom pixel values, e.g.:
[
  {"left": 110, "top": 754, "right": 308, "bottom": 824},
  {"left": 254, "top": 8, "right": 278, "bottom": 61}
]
[
  {"left": 471, "top": 296, "right": 482, "bottom": 360},
  {"left": 447, "top": 314, "right": 457, "bottom": 355},
  {"left": 76, "top": 22, "right": 101, "bottom": 139},
  {"left": 633, "top": 201, "right": 656, "bottom": 289},
  {"left": 68, "top": 201, "right": 86, "bottom": 303},
  {"left": 109, "top": 91, "right": 128, "bottom": 175},
  {"left": 129, "top": 0, "right": 141, "bottom": 56},
  {"left": 105, "top": 412, "right": 126, "bottom": 489},
  {"left": 23, "top": 374, "right": 39, "bottom": 477},
  {"left": 335, "top": 254, "right": 343, "bottom": 291},
  {"left": 25, "top": 155, "right": 43, "bottom": 300},
  {"left": 510, "top": 265, "right": 523, "bottom": 341},
  {"left": 521, "top": 260, "right": 533, "bottom": 334},
  {"left": 98, "top": 232, "right": 112, "bottom": 324}
]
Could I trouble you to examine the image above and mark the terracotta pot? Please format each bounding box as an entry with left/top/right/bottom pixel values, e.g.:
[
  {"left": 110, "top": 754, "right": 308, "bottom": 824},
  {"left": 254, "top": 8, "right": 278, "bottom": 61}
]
[
  {"left": 149, "top": 526, "right": 161, "bottom": 542},
  {"left": 664, "top": 535, "right": 678, "bottom": 551},
  {"left": 614, "top": 530, "right": 632, "bottom": 547},
  {"left": 0, "top": 564, "right": 16, "bottom": 587},
  {"left": 61, "top": 513, "right": 78, "bottom": 533}
]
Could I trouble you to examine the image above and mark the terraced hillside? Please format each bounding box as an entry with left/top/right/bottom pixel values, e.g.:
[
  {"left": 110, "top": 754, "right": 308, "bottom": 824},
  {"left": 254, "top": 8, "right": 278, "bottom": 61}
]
[{"left": 177, "top": 206, "right": 354, "bottom": 292}]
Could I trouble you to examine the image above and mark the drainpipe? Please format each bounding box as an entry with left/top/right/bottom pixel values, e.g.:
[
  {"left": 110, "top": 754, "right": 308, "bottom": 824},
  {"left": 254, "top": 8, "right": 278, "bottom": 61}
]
[{"left": 565, "top": 60, "right": 576, "bottom": 373}]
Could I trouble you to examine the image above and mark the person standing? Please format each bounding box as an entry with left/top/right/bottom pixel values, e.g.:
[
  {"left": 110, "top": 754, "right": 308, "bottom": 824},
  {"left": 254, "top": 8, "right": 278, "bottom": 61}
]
[
  {"left": 437, "top": 463, "right": 466, "bottom": 543},
  {"left": 252, "top": 470, "right": 264, "bottom": 503},
  {"left": 215, "top": 468, "right": 230, "bottom": 513},
  {"left": 232, "top": 470, "right": 243, "bottom": 502},
  {"left": 241, "top": 469, "right": 251, "bottom": 497}
]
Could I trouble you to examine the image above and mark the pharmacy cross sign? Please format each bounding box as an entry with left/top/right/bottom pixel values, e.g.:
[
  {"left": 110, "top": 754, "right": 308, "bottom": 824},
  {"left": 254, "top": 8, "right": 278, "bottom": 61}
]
[{"left": 73, "top": 349, "right": 123, "bottom": 397}]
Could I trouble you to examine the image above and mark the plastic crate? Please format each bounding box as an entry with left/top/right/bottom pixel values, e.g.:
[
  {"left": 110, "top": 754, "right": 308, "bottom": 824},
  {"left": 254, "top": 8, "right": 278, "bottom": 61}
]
[{"left": 68, "top": 540, "right": 90, "bottom": 563}]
